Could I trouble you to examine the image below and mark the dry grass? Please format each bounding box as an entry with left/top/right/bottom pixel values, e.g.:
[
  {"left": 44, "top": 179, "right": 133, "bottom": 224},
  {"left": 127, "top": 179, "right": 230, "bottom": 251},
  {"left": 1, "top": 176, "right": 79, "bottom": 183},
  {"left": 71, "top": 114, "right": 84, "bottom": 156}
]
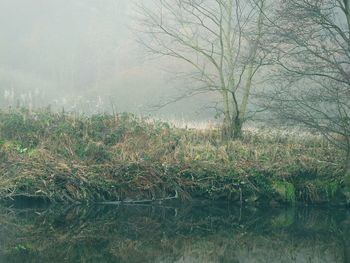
[{"left": 0, "top": 108, "right": 346, "bottom": 204}]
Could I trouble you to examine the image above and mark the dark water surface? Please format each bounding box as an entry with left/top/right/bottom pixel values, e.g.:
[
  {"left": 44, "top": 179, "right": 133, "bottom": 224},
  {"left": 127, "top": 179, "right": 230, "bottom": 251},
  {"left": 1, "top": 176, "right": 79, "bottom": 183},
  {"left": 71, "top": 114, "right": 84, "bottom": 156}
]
[{"left": 0, "top": 203, "right": 349, "bottom": 263}]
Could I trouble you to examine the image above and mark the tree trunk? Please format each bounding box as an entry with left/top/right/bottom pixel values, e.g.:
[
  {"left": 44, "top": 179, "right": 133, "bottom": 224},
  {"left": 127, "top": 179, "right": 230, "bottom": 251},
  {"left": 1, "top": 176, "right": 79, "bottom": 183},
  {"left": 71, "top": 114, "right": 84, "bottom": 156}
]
[
  {"left": 221, "top": 89, "right": 234, "bottom": 140},
  {"left": 233, "top": 115, "right": 243, "bottom": 139},
  {"left": 221, "top": 114, "right": 243, "bottom": 140},
  {"left": 239, "top": 0, "right": 265, "bottom": 122},
  {"left": 222, "top": 116, "right": 233, "bottom": 140}
]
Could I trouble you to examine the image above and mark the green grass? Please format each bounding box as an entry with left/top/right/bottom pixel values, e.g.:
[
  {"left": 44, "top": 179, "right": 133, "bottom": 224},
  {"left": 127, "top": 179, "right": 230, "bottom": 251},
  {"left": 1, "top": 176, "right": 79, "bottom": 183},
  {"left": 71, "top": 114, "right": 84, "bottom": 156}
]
[{"left": 0, "top": 108, "right": 347, "bottom": 205}]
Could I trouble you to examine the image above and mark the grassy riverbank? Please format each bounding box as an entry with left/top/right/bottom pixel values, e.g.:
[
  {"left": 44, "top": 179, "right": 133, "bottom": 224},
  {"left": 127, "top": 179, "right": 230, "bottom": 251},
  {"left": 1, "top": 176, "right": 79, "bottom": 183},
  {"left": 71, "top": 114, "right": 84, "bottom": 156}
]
[{"left": 0, "top": 108, "right": 348, "bottom": 205}]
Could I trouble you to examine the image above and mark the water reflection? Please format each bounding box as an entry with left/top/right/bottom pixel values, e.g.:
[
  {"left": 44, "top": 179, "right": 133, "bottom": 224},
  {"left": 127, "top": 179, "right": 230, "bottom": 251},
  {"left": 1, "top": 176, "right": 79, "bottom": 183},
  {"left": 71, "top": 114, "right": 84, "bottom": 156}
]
[{"left": 0, "top": 203, "right": 349, "bottom": 263}]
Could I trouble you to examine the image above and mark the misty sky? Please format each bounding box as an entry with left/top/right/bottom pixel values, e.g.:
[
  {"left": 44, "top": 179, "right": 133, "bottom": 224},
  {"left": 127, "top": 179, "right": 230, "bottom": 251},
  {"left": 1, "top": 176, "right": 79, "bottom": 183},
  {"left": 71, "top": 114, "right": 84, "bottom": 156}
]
[{"left": 0, "top": 0, "right": 214, "bottom": 119}]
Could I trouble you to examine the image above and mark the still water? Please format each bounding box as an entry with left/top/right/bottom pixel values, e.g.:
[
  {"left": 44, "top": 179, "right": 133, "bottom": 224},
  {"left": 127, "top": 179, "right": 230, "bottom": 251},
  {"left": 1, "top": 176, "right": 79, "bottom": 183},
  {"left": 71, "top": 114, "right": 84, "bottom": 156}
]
[{"left": 0, "top": 203, "right": 349, "bottom": 263}]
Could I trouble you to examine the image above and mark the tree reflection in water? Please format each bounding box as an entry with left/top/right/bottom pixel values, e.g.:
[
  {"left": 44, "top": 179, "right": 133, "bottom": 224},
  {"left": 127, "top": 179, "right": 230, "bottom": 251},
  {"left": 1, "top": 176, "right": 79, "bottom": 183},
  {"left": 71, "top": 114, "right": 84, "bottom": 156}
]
[{"left": 0, "top": 203, "right": 349, "bottom": 263}]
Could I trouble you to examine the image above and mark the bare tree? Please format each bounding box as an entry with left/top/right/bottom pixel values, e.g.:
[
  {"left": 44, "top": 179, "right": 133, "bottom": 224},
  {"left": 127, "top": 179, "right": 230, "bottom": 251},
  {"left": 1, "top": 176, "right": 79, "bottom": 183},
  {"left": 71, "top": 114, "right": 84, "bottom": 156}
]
[
  {"left": 263, "top": 0, "right": 350, "bottom": 174},
  {"left": 136, "top": 0, "right": 266, "bottom": 139}
]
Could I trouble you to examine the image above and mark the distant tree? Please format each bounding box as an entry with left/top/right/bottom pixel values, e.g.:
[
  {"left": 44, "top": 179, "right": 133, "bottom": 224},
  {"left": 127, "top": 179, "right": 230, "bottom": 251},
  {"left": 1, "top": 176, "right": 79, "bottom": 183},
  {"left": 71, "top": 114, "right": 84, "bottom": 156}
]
[
  {"left": 263, "top": 0, "right": 350, "bottom": 174},
  {"left": 136, "top": 0, "right": 266, "bottom": 139}
]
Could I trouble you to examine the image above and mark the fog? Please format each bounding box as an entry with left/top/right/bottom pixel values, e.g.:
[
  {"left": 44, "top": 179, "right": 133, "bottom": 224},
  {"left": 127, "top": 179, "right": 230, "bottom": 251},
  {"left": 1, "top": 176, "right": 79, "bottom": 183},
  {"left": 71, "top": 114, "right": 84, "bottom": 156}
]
[{"left": 0, "top": 0, "right": 215, "bottom": 120}]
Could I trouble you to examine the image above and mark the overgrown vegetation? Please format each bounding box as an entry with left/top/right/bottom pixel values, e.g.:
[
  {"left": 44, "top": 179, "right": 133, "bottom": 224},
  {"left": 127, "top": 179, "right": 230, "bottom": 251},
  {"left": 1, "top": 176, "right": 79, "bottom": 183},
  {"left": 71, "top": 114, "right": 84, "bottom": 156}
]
[{"left": 0, "top": 108, "right": 348, "bottom": 205}]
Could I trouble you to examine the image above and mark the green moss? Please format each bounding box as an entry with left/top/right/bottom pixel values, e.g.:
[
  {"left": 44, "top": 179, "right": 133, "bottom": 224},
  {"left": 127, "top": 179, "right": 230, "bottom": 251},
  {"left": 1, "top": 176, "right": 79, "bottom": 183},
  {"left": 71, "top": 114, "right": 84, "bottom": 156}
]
[
  {"left": 245, "top": 172, "right": 274, "bottom": 200},
  {"left": 296, "top": 179, "right": 342, "bottom": 203},
  {"left": 326, "top": 181, "right": 339, "bottom": 200},
  {"left": 273, "top": 181, "right": 296, "bottom": 204}
]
